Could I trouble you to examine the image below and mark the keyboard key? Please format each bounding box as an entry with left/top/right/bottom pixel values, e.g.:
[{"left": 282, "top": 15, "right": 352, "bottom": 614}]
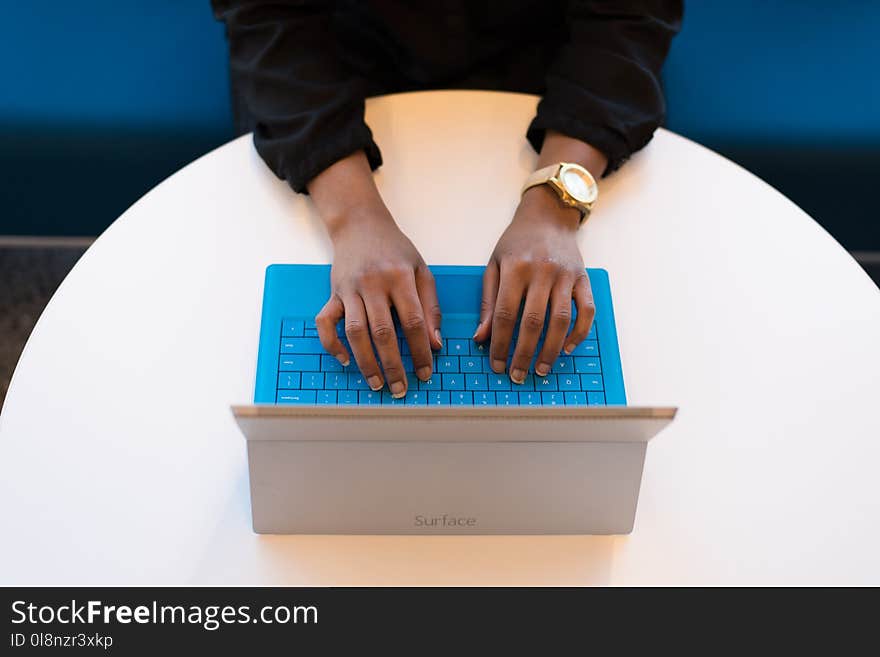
[
  {"left": 276, "top": 390, "right": 316, "bottom": 404},
  {"left": 278, "top": 354, "right": 319, "bottom": 372},
  {"left": 304, "top": 327, "right": 319, "bottom": 337},
  {"left": 558, "top": 374, "right": 580, "bottom": 391},
  {"left": 570, "top": 340, "right": 599, "bottom": 356},
  {"left": 277, "top": 372, "right": 301, "bottom": 389},
  {"left": 418, "top": 376, "right": 440, "bottom": 390},
  {"left": 399, "top": 339, "right": 410, "bottom": 356},
  {"left": 460, "top": 356, "right": 482, "bottom": 373},
  {"left": 488, "top": 374, "right": 511, "bottom": 391},
  {"left": 325, "top": 372, "right": 347, "bottom": 389},
  {"left": 304, "top": 316, "right": 317, "bottom": 329},
  {"left": 470, "top": 341, "right": 489, "bottom": 357},
  {"left": 359, "top": 390, "right": 381, "bottom": 405},
  {"left": 451, "top": 391, "right": 473, "bottom": 405},
  {"left": 441, "top": 374, "right": 464, "bottom": 390},
  {"left": 382, "top": 391, "right": 406, "bottom": 405},
  {"left": 542, "top": 392, "right": 564, "bottom": 406},
  {"left": 301, "top": 372, "right": 324, "bottom": 389},
  {"left": 281, "top": 318, "right": 304, "bottom": 337},
  {"left": 474, "top": 391, "right": 496, "bottom": 405},
  {"left": 514, "top": 375, "right": 535, "bottom": 391},
  {"left": 348, "top": 373, "right": 370, "bottom": 390},
  {"left": 321, "top": 355, "right": 343, "bottom": 372},
  {"left": 337, "top": 390, "right": 358, "bottom": 405},
  {"left": 587, "top": 322, "right": 597, "bottom": 339},
  {"left": 496, "top": 391, "right": 519, "bottom": 405},
  {"left": 401, "top": 356, "right": 414, "bottom": 372},
  {"left": 587, "top": 391, "right": 606, "bottom": 406},
  {"left": 564, "top": 391, "right": 587, "bottom": 405},
  {"left": 519, "top": 391, "right": 541, "bottom": 406},
  {"left": 553, "top": 356, "right": 574, "bottom": 373},
  {"left": 437, "top": 356, "right": 459, "bottom": 373},
  {"left": 280, "top": 337, "right": 324, "bottom": 354},
  {"left": 581, "top": 375, "right": 604, "bottom": 391},
  {"left": 316, "top": 390, "right": 337, "bottom": 404},
  {"left": 428, "top": 391, "right": 450, "bottom": 405},
  {"left": 534, "top": 374, "right": 558, "bottom": 391},
  {"left": 447, "top": 339, "right": 470, "bottom": 356},
  {"left": 574, "top": 357, "right": 601, "bottom": 374},
  {"left": 465, "top": 374, "right": 488, "bottom": 391},
  {"left": 405, "top": 390, "right": 427, "bottom": 405}
]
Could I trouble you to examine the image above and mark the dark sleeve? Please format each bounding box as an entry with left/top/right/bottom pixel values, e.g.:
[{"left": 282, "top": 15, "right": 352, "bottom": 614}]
[
  {"left": 211, "top": 0, "right": 382, "bottom": 193},
  {"left": 527, "top": 0, "right": 683, "bottom": 175}
]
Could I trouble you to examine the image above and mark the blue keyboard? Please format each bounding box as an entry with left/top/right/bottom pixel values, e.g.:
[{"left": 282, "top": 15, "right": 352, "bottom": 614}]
[
  {"left": 255, "top": 265, "right": 626, "bottom": 406},
  {"left": 274, "top": 313, "right": 607, "bottom": 406}
]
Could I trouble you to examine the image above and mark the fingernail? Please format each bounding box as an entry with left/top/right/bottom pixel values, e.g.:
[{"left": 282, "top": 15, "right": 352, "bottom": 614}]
[
  {"left": 492, "top": 359, "right": 506, "bottom": 373},
  {"left": 417, "top": 366, "right": 432, "bottom": 381},
  {"left": 434, "top": 329, "right": 442, "bottom": 346},
  {"left": 472, "top": 321, "right": 482, "bottom": 340},
  {"left": 368, "top": 376, "right": 383, "bottom": 391},
  {"left": 337, "top": 354, "right": 350, "bottom": 367},
  {"left": 510, "top": 368, "right": 526, "bottom": 384},
  {"left": 390, "top": 380, "right": 406, "bottom": 398},
  {"left": 564, "top": 344, "right": 575, "bottom": 355},
  {"left": 535, "top": 362, "right": 550, "bottom": 376}
]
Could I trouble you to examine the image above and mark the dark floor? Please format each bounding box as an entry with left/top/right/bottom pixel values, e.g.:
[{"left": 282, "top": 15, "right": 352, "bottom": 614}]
[
  {"left": 0, "top": 246, "right": 878, "bottom": 410},
  {"left": 0, "top": 246, "right": 88, "bottom": 408}
]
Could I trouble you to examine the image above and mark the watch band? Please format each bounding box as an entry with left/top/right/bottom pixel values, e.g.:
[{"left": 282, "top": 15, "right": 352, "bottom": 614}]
[{"left": 521, "top": 164, "right": 563, "bottom": 195}]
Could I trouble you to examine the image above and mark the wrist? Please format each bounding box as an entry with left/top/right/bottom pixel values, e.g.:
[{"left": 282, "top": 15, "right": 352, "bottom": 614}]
[
  {"left": 325, "top": 201, "right": 397, "bottom": 243},
  {"left": 517, "top": 185, "right": 581, "bottom": 233}
]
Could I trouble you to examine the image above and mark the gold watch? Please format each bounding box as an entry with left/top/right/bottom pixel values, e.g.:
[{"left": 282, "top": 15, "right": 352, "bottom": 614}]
[{"left": 521, "top": 162, "right": 598, "bottom": 225}]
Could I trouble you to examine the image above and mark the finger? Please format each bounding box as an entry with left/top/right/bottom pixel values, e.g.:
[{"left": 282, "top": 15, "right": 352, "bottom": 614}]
[
  {"left": 565, "top": 274, "right": 596, "bottom": 354},
  {"left": 391, "top": 276, "right": 433, "bottom": 381},
  {"left": 415, "top": 265, "right": 443, "bottom": 350},
  {"left": 343, "top": 294, "right": 384, "bottom": 391},
  {"left": 535, "top": 275, "right": 575, "bottom": 375},
  {"left": 363, "top": 294, "right": 408, "bottom": 398},
  {"left": 489, "top": 264, "right": 526, "bottom": 374},
  {"left": 315, "top": 295, "right": 350, "bottom": 365},
  {"left": 474, "top": 260, "right": 499, "bottom": 343},
  {"left": 509, "top": 276, "right": 553, "bottom": 383}
]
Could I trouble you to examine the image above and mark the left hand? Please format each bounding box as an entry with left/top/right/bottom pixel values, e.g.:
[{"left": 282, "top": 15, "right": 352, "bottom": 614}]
[{"left": 474, "top": 185, "right": 595, "bottom": 383}]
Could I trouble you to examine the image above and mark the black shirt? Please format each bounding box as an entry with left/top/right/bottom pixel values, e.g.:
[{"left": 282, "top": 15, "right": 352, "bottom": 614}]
[{"left": 212, "top": 0, "right": 682, "bottom": 193}]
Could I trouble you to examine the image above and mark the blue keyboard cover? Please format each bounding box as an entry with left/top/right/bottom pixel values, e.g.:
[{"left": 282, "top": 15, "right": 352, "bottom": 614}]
[{"left": 255, "top": 265, "right": 626, "bottom": 406}]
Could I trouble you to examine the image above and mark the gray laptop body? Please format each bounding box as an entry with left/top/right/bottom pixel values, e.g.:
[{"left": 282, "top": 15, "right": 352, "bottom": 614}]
[{"left": 232, "top": 405, "right": 676, "bottom": 535}]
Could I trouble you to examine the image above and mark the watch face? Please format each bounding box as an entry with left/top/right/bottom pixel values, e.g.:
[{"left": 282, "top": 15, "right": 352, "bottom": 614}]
[{"left": 559, "top": 164, "right": 598, "bottom": 204}]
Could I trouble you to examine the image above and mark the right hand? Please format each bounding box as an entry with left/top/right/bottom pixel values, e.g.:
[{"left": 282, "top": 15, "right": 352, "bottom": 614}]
[{"left": 315, "top": 204, "right": 442, "bottom": 398}]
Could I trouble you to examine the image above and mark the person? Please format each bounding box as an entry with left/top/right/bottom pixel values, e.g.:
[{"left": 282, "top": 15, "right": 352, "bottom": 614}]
[{"left": 212, "top": 0, "right": 682, "bottom": 399}]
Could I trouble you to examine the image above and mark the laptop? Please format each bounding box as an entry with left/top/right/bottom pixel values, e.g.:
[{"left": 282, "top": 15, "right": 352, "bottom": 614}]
[{"left": 232, "top": 264, "right": 676, "bottom": 534}]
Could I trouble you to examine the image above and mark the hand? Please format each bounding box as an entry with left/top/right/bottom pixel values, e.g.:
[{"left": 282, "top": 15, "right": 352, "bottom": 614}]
[
  {"left": 315, "top": 202, "right": 442, "bottom": 398},
  {"left": 474, "top": 185, "right": 595, "bottom": 383}
]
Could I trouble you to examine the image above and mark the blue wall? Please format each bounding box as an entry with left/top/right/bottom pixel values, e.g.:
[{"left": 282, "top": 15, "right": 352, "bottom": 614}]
[
  {"left": 0, "top": 1, "right": 231, "bottom": 130},
  {"left": 1, "top": 1, "right": 878, "bottom": 247},
  {"left": 664, "top": 1, "right": 880, "bottom": 145}
]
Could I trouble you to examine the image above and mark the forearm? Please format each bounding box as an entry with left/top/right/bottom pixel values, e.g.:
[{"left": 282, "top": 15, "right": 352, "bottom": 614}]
[
  {"left": 537, "top": 130, "right": 607, "bottom": 179},
  {"left": 306, "top": 151, "right": 395, "bottom": 242}
]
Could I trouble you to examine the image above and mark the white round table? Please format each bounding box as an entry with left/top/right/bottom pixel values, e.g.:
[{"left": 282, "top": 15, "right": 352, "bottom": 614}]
[{"left": 2, "top": 91, "right": 879, "bottom": 585}]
